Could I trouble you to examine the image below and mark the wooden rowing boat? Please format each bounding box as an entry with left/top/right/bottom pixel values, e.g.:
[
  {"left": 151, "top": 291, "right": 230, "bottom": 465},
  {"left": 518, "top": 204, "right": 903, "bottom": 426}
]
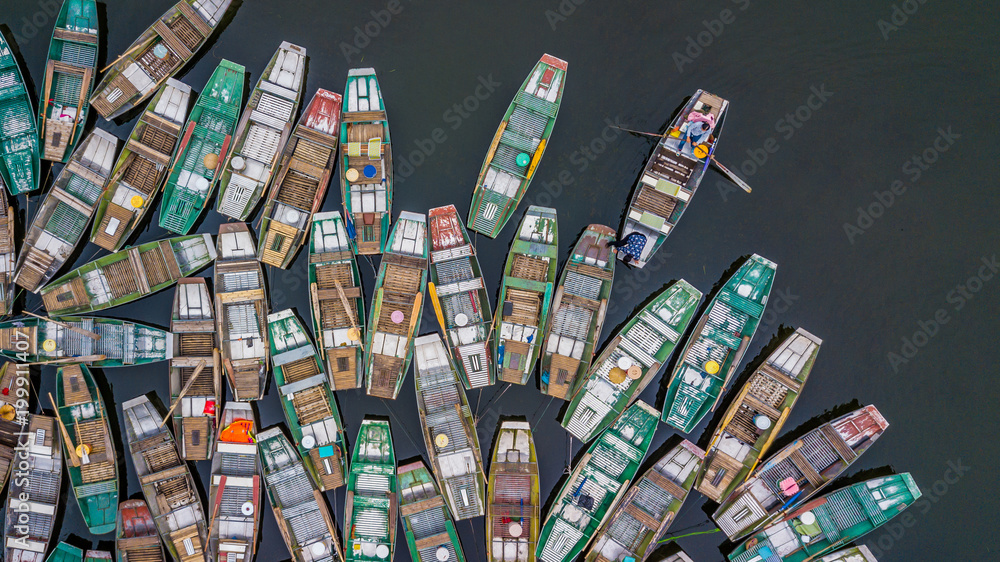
[
  {"left": 40, "top": 233, "right": 216, "bottom": 314},
  {"left": 0, "top": 32, "right": 39, "bottom": 195},
  {"left": 14, "top": 128, "right": 118, "bottom": 292},
  {"left": 661, "top": 254, "right": 776, "bottom": 433},
  {"left": 345, "top": 418, "right": 396, "bottom": 562},
  {"left": 158, "top": 59, "right": 245, "bottom": 234},
  {"left": 398, "top": 460, "right": 468, "bottom": 562},
  {"left": 208, "top": 402, "right": 260, "bottom": 562},
  {"left": 428, "top": 204, "right": 494, "bottom": 388},
  {"left": 618, "top": 90, "right": 729, "bottom": 268},
  {"left": 43, "top": 542, "right": 84, "bottom": 562},
  {"left": 562, "top": 280, "right": 702, "bottom": 442},
  {"left": 3, "top": 414, "right": 62, "bottom": 562},
  {"left": 486, "top": 420, "right": 539, "bottom": 562},
  {"left": 468, "top": 55, "right": 567, "bottom": 238},
  {"left": 308, "top": 211, "right": 365, "bottom": 390},
  {"left": 697, "top": 329, "right": 822, "bottom": 504},
  {"left": 0, "top": 190, "right": 15, "bottom": 316},
  {"left": 84, "top": 550, "right": 112, "bottom": 562},
  {"left": 122, "top": 394, "right": 208, "bottom": 561},
  {"left": 584, "top": 440, "right": 705, "bottom": 562},
  {"left": 90, "top": 0, "right": 233, "bottom": 120},
  {"left": 217, "top": 42, "right": 306, "bottom": 220},
  {"left": 215, "top": 223, "right": 269, "bottom": 401},
  {"left": 91, "top": 79, "right": 192, "bottom": 251},
  {"left": 340, "top": 68, "right": 392, "bottom": 255},
  {"left": 493, "top": 206, "right": 557, "bottom": 385},
  {"left": 0, "top": 363, "right": 28, "bottom": 491},
  {"left": 413, "top": 333, "right": 486, "bottom": 519},
  {"left": 0, "top": 315, "right": 171, "bottom": 366},
  {"left": 116, "top": 499, "right": 167, "bottom": 562},
  {"left": 365, "top": 211, "right": 427, "bottom": 399},
  {"left": 259, "top": 89, "right": 343, "bottom": 268},
  {"left": 170, "top": 277, "right": 220, "bottom": 461},
  {"left": 539, "top": 224, "right": 616, "bottom": 400},
  {"left": 268, "top": 308, "right": 348, "bottom": 491}
]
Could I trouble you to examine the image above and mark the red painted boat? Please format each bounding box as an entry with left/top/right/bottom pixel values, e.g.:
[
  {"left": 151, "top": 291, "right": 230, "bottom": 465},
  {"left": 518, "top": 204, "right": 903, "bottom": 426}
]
[{"left": 116, "top": 499, "right": 166, "bottom": 561}]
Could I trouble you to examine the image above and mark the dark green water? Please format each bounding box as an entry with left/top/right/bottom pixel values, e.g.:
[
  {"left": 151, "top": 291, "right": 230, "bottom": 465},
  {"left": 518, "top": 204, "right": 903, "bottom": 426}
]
[{"left": 2, "top": 0, "right": 997, "bottom": 559}]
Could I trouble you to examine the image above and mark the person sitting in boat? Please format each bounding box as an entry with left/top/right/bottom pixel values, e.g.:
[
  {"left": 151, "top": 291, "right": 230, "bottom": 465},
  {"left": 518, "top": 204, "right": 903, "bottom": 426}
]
[
  {"left": 678, "top": 109, "right": 716, "bottom": 157},
  {"left": 606, "top": 232, "right": 647, "bottom": 268}
]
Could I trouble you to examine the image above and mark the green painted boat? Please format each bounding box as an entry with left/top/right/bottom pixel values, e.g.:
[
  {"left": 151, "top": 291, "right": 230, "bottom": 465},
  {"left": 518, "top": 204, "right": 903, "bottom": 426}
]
[
  {"left": 398, "top": 460, "right": 467, "bottom": 562},
  {"left": 0, "top": 32, "right": 40, "bottom": 195},
  {"left": 91, "top": 79, "right": 192, "bottom": 251},
  {"left": 158, "top": 59, "right": 244, "bottom": 234},
  {"left": 819, "top": 546, "right": 878, "bottom": 562},
  {"left": 728, "top": 474, "right": 921, "bottom": 562},
  {"left": 55, "top": 363, "right": 118, "bottom": 534},
  {"left": 115, "top": 499, "right": 166, "bottom": 562},
  {"left": 90, "top": 0, "right": 233, "bottom": 120},
  {"left": 217, "top": 42, "right": 306, "bottom": 220},
  {"left": 697, "top": 328, "right": 822, "bottom": 503},
  {"left": 562, "top": 280, "right": 703, "bottom": 442},
  {"left": 468, "top": 55, "right": 567, "bottom": 238},
  {"left": 14, "top": 128, "right": 118, "bottom": 292},
  {"left": 661, "top": 254, "right": 776, "bottom": 433},
  {"left": 39, "top": 0, "right": 98, "bottom": 163},
  {"left": 0, "top": 315, "right": 171, "bottom": 366},
  {"left": 584, "top": 440, "right": 705, "bottom": 562},
  {"left": 44, "top": 542, "right": 84, "bottom": 562},
  {"left": 0, "top": 363, "right": 29, "bottom": 492},
  {"left": 39, "top": 233, "right": 216, "bottom": 315},
  {"left": 486, "top": 421, "right": 540, "bottom": 562},
  {"left": 536, "top": 401, "right": 659, "bottom": 562},
  {"left": 208, "top": 403, "right": 260, "bottom": 562},
  {"left": 340, "top": 68, "right": 392, "bottom": 255},
  {"left": 0, "top": 190, "right": 15, "bottom": 316},
  {"left": 267, "top": 308, "right": 348, "bottom": 491},
  {"left": 539, "top": 224, "right": 616, "bottom": 400},
  {"left": 345, "top": 418, "right": 397, "bottom": 562},
  {"left": 309, "top": 211, "right": 365, "bottom": 390},
  {"left": 365, "top": 211, "right": 427, "bottom": 399},
  {"left": 4, "top": 414, "right": 62, "bottom": 562},
  {"left": 493, "top": 206, "right": 557, "bottom": 385}
]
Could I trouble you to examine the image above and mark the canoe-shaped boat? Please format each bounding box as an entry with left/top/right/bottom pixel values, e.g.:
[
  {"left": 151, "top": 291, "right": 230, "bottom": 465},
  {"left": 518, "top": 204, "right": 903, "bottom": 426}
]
[
  {"left": 617, "top": 90, "right": 729, "bottom": 268},
  {"left": 116, "top": 499, "right": 167, "bottom": 562},
  {"left": 0, "top": 190, "right": 15, "bottom": 316},
  {"left": 494, "top": 206, "right": 557, "bottom": 385},
  {"left": 309, "top": 211, "right": 365, "bottom": 390},
  {"left": 215, "top": 223, "right": 269, "bottom": 400},
  {"left": 486, "top": 421, "right": 539, "bottom": 562},
  {"left": 536, "top": 401, "right": 659, "bottom": 562},
  {"left": 697, "top": 329, "right": 822, "bottom": 503},
  {"left": 468, "top": 55, "right": 567, "bottom": 238},
  {"left": 217, "top": 42, "right": 306, "bottom": 220},
  {"left": 0, "top": 315, "right": 171, "bottom": 366},
  {"left": 40, "top": 234, "right": 216, "bottom": 314},
  {"left": 661, "top": 254, "right": 776, "bottom": 432},
  {"left": 728, "top": 474, "right": 921, "bottom": 562},
  {"left": 365, "top": 211, "right": 427, "bottom": 399},
  {"left": 428, "top": 204, "right": 494, "bottom": 388},
  {"left": 259, "top": 426, "right": 343, "bottom": 562},
  {"left": 340, "top": 68, "right": 392, "bottom": 255},
  {"left": 91, "top": 79, "right": 192, "bottom": 251},
  {"left": 562, "top": 280, "right": 702, "bottom": 442},
  {"left": 259, "top": 89, "right": 342, "bottom": 268},
  {"left": 539, "top": 225, "right": 616, "bottom": 400},
  {"left": 39, "top": 0, "right": 98, "bottom": 163},
  {"left": 268, "top": 308, "right": 348, "bottom": 490},
  {"left": 90, "top": 0, "right": 233, "bottom": 120},
  {"left": 819, "top": 546, "right": 878, "bottom": 562},
  {"left": 14, "top": 128, "right": 118, "bottom": 292},
  {"left": 398, "top": 460, "right": 467, "bottom": 562},
  {"left": 413, "top": 333, "right": 486, "bottom": 519},
  {"left": 42, "top": 542, "right": 83, "bottom": 562},
  {"left": 159, "top": 59, "right": 245, "bottom": 234},
  {"left": 169, "top": 277, "right": 221, "bottom": 461},
  {"left": 0, "top": 362, "right": 28, "bottom": 490},
  {"left": 584, "top": 440, "right": 705, "bottom": 562},
  {"left": 3, "top": 414, "right": 62, "bottom": 562},
  {"left": 0, "top": 33, "right": 40, "bottom": 195},
  {"left": 55, "top": 364, "right": 118, "bottom": 534},
  {"left": 122, "top": 394, "right": 208, "bottom": 561},
  {"left": 713, "top": 405, "right": 890, "bottom": 541},
  {"left": 208, "top": 402, "right": 260, "bottom": 562},
  {"left": 345, "top": 418, "right": 396, "bottom": 562}
]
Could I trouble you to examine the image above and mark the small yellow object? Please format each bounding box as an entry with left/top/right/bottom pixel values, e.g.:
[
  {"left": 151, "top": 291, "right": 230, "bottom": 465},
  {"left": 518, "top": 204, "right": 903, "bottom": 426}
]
[
  {"left": 203, "top": 153, "right": 219, "bottom": 170},
  {"left": 75, "top": 443, "right": 91, "bottom": 457},
  {"left": 608, "top": 367, "right": 626, "bottom": 385},
  {"left": 693, "top": 144, "right": 710, "bottom": 159},
  {"left": 42, "top": 339, "right": 57, "bottom": 352},
  {"left": 347, "top": 327, "right": 361, "bottom": 341},
  {"left": 705, "top": 360, "right": 720, "bottom": 375},
  {"left": 627, "top": 365, "right": 642, "bottom": 379},
  {"left": 669, "top": 129, "right": 681, "bottom": 138},
  {"left": 130, "top": 195, "right": 144, "bottom": 209},
  {"left": 0, "top": 405, "right": 15, "bottom": 421},
  {"left": 345, "top": 168, "right": 360, "bottom": 182},
  {"left": 435, "top": 433, "right": 449, "bottom": 448}
]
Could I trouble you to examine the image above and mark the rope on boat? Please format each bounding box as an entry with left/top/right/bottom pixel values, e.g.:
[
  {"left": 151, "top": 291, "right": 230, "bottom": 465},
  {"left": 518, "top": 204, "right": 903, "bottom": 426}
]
[
  {"left": 475, "top": 383, "right": 511, "bottom": 421},
  {"left": 530, "top": 397, "right": 555, "bottom": 425}
]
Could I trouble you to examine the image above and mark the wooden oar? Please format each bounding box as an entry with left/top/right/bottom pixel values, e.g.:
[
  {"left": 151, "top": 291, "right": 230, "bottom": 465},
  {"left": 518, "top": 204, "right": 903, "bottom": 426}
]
[
  {"left": 48, "top": 392, "right": 81, "bottom": 467},
  {"left": 405, "top": 292, "right": 423, "bottom": 341},
  {"left": 100, "top": 37, "right": 154, "bottom": 72},
  {"left": 333, "top": 279, "right": 363, "bottom": 351},
  {"left": 23, "top": 311, "right": 100, "bottom": 340},
  {"left": 159, "top": 358, "right": 208, "bottom": 427},
  {"left": 30, "top": 355, "right": 106, "bottom": 366},
  {"left": 309, "top": 283, "right": 326, "bottom": 361},
  {"left": 706, "top": 383, "right": 751, "bottom": 454},
  {"left": 427, "top": 282, "right": 447, "bottom": 332}
]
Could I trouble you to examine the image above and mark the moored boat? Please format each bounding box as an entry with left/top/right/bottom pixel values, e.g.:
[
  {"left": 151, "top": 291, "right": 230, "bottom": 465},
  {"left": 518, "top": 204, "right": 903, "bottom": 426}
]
[
  {"left": 85, "top": 550, "right": 112, "bottom": 562},
  {"left": 486, "top": 420, "right": 540, "bottom": 562},
  {"left": 0, "top": 32, "right": 40, "bottom": 195},
  {"left": 43, "top": 542, "right": 84, "bottom": 562},
  {"left": 428, "top": 204, "right": 494, "bottom": 388},
  {"left": 116, "top": 499, "right": 167, "bottom": 562},
  {"left": 259, "top": 89, "right": 343, "bottom": 268},
  {"left": 0, "top": 315, "right": 171, "bottom": 366},
  {"left": 0, "top": 362, "right": 28, "bottom": 491},
  {"left": 539, "top": 225, "right": 616, "bottom": 400},
  {"left": 208, "top": 402, "right": 260, "bottom": 562},
  {"left": 3, "top": 414, "right": 62, "bottom": 562},
  {"left": 345, "top": 418, "right": 397, "bottom": 562},
  {"left": 562, "top": 280, "right": 702, "bottom": 442},
  {"left": 0, "top": 190, "right": 15, "bottom": 316},
  {"left": 90, "top": 0, "right": 233, "bottom": 120},
  {"left": 468, "top": 55, "right": 567, "bottom": 238},
  {"left": 413, "top": 333, "right": 486, "bottom": 520},
  {"left": 661, "top": 254, "right": 776, "bottom": 433},
  {"left": 398, "top": 460, "right": 467, "bottom": 562},
  {"left": 493, "top": 206, "right": 558, "bottom": 385}
]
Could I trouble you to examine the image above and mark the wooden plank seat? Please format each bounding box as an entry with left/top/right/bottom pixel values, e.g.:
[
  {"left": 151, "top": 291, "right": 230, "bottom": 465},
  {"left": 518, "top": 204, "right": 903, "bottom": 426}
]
[
  {"left": 152, "top": 20, "right": 193, "bottom": 59},
  {"left": 382, "top": 263, "right": 422, "bottom": 294},
  {"left": 511, "top": 253, "right": 549, "bottom": 282},
  {"left": 503, "top": 288, "right": 541, "bottom": 326},
  {"left": 275, "top": 169, "right": 320, "bottom": 209},
  {"left": 175, "top": 1, "right": 213, "bottom": 36},
  {"left": 291, "top": 386, "right": 331, "bottom": 425},
  {"left": 140, "top": 246, "right": 175, "bottom": 286},
  {"left": 52, "top": 27, "right": 98, "bottom": 44},
  {"left": 342, "top": 110, "right": 387, "bottom": 123},
  {"left": 282, "top": 356, "right": 320, "bottom": 383}
]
